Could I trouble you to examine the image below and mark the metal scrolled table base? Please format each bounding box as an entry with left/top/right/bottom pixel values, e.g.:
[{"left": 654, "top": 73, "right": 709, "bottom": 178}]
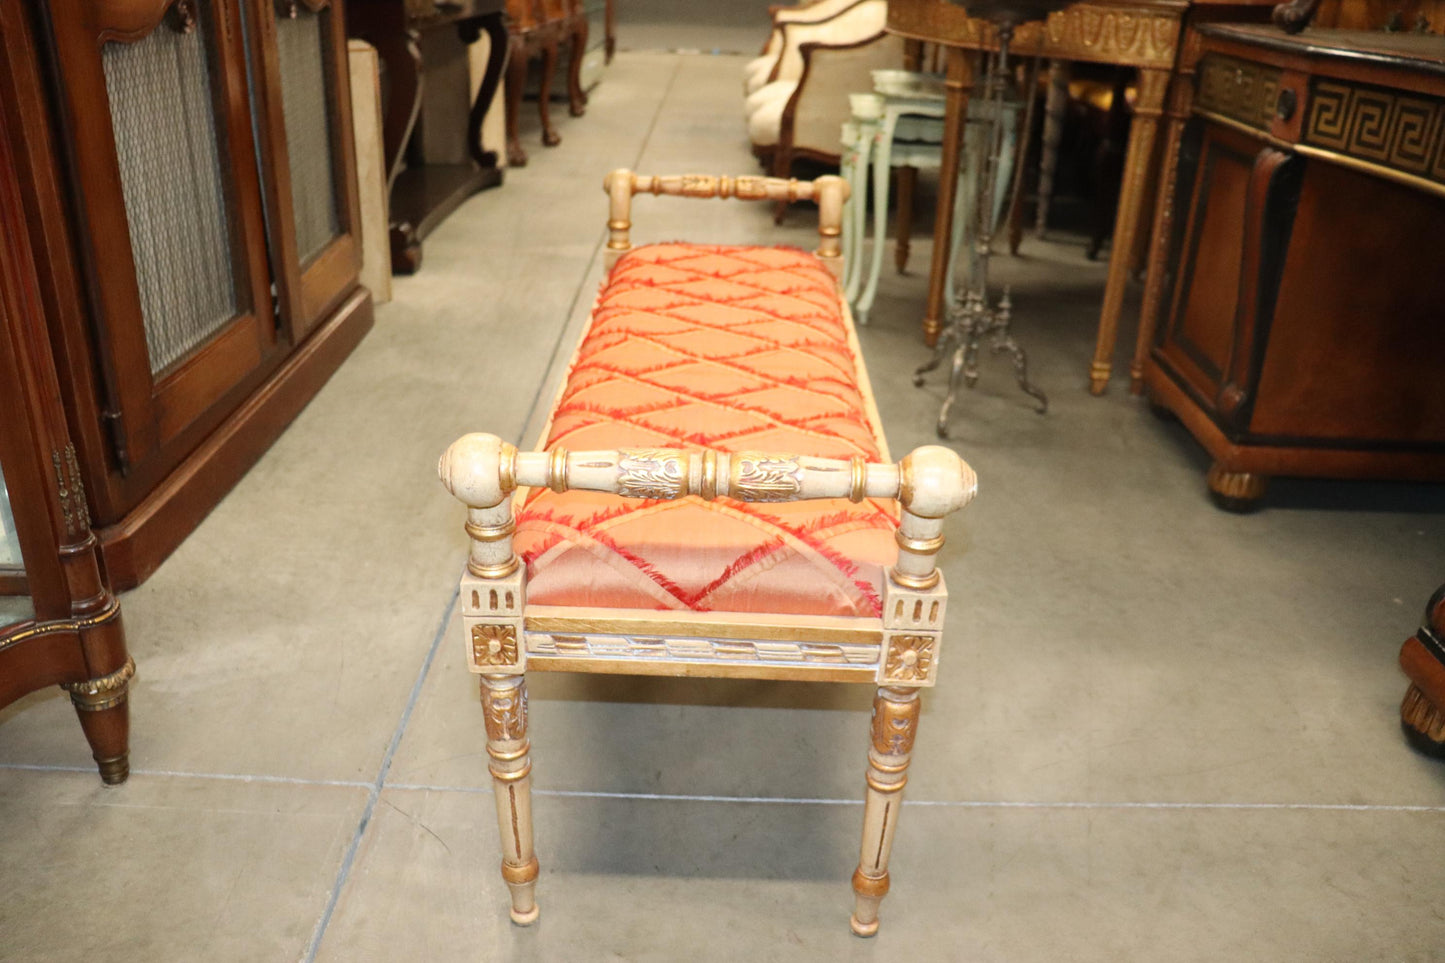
[{"left": 914, "top": 21, "right": 1048, "bottom": 438}]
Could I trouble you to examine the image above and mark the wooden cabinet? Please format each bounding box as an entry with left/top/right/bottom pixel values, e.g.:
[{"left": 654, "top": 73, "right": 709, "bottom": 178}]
[
  {"left": 1142, "top": 24, "right": 1445, "bottom": 508},
  {"left": 0, "top": 0, "right": 373, "bottom": 588},
  {"left": 0, "top": 83, "right": 133, "bottom": 783}
]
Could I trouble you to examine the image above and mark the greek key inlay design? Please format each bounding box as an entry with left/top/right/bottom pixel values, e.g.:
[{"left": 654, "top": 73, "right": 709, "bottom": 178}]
[
  {"left": 617, "top": 449, "right": 688, "bottom": 499},
  {"left": 732, "top": 454, "right": 802, "bottom": 502},
  {"left": 529, "top": 633, "right": 879, "bottom": 666},
  {"left": 1304, "top": 79, "right": 1445, "bottom": 188},
  {"left": 472, "top": 624, "right": 519, "bottom": 666},
  {"left": 883, "top": 634, "right": 935, "bottom": 683},
  {"left": 1196, "top": 55, "right": 1281, "bottom": 132}
]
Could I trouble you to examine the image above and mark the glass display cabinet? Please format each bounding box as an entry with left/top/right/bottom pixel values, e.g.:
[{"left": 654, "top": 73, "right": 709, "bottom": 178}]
[{"left": 0, "top": 101, "right": 134, "bottom": 784}]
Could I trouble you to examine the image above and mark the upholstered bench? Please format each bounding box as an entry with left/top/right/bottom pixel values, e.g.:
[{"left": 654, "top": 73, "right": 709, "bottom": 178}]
[{"left": 438, "top": 170, "right": 977, "bottom": 936}]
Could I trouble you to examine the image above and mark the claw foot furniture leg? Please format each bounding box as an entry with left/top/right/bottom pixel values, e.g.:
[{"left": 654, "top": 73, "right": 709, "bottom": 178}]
[
  {"left": 482, "top": 673, "right": 540, "bottom": 925},
  {"left": 851, "top": 685, "right": 920, "bottom": 937}
]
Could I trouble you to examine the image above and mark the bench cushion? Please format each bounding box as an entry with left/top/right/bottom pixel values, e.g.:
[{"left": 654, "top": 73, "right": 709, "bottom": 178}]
[{"left": 515, "top": 243, "right": 898, "bottom": 618}]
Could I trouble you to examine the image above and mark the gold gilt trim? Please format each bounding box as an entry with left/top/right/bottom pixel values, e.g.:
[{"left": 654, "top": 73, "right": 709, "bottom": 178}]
[
  {"left": 528, "top": 632, "right": 880, "bottom": 666},
  {"left": 883, "top": 634, "right": 936, "bottom": 684},
  {"left": 0, "top": 599, "right": 122, "bottom": 655},
  {"left": 481, "top": 680, "right": 528, "bottom": 742},
  {"left": 472, "top": 624, "right": 520, "bottom": 666},
  {"left": 1195, "top": 55, "right": 1281, "bottom": 133},
  {"left": 617, "top": 449, "right": 688, "bottom": 500},
  {"left": 526, "top": 614, "right": 882, "bottom": 646},
  {"left": 870, "top": 693, "right": 919, "bottom": 757},
  {"left": 730, "top": 453, "right": 802, "bottom": 502},
  {"left": 62, "top": 656, "right": 136, "bottom": 712},
  {"left": 53, "top": 444, "right": 91, "bottom": 536},
  {"left": 1302, "top": 79, "right": 1445, "bottom": 199}
]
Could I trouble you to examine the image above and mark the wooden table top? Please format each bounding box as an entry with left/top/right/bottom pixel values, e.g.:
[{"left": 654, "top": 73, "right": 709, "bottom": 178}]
[{"left": 1199, "top": 23, "right": 1445, "bottom": 76}]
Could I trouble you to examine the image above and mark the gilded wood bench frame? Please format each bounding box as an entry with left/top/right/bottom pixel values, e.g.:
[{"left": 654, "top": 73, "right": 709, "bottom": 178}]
[{"left": 439, "top": 170, "right": 977, "bottom": 937}]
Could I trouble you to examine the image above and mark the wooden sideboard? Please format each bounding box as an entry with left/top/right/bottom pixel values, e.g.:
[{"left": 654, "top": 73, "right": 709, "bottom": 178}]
[
  {"left": 1142, "top": 23, "right": 1445, "bottom": 507},
  {"left": 0, "top": 0, "right": 374, "bottom": 589},
  {"left": 349, "top": 0, "right": 508, "bottom": 274}
]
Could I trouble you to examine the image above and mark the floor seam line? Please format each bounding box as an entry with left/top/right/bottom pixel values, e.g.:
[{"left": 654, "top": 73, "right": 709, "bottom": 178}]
[
  {"left": 381, "top": 784, "right": 1445, "bottom": 812},
  {"left": 301, "top": 583, "right": 459, "bottom": 963}
]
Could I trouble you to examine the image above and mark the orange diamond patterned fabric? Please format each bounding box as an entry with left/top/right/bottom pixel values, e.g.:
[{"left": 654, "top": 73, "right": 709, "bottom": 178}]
[{"left": 515, "top": 243, "right": 898, "bottom": 617}]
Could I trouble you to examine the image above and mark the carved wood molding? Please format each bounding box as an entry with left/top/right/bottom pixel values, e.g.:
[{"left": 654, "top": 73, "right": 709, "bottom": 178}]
[
  {"left": 527, "top": 631, "right": 882, "bottom": 667},
  {"left": 94, "top": 0, "right": 196, "bottom": 44},
  {"left": 881, "top": 633, "right": 936, "bottom": 685}
]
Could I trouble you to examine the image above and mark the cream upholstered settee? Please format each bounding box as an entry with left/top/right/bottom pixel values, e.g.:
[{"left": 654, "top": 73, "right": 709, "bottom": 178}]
[{"left": 744, "top": 1, "right": 904, "bottom": 178}]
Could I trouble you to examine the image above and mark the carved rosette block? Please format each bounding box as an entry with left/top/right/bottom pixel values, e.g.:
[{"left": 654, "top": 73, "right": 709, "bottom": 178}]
[
  {"left": 480, "top": 674, "right": 540, "bottom": 925},
  {"left": 881, "top": 634, "right": 938, "bottom": 686},
  {"left": 851, "top": 686, "right": 920, "bottom": 937}
]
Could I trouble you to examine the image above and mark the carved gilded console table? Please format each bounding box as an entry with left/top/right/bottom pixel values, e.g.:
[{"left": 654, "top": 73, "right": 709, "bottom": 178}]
[{"left": 888, "top": 0, "right": 1275, "bottom": 395}]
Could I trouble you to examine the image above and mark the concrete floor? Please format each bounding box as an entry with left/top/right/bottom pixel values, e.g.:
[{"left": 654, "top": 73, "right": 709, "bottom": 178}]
[{"left": 3, "top": 51, "right": 1445, "bottom": 962}]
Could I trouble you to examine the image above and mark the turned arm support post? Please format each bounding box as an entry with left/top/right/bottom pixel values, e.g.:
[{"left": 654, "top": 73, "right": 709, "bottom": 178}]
[
  {"left": 601, "top": 169, "right": 850, "bottom": 279},
  {"left": 440, "top": 434, "right": 977, "bottom": 586}
]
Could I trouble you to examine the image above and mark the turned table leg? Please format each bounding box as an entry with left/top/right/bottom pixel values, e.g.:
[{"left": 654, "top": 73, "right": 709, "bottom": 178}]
[
  {"left": 850, "top": 685, "right": 921, "bottom": 937},
  {"left": 1131, "top": 73, "right": 1193, "bottom": 394},
  {"left": 504, "top": 36, "right": 529, "bottom": 167},
  {"left": 538, "top": 39, "right": 562, "bottom": 148},
  {"left": 922, "top": 48, "right": 974, "bottom": 348},
  {"left": 63, "top": 656, "right": 136, "bottom": 785},
  {"left": 482, "top": 673, "right": 540, "bottom": 925},
  {"left": 1034, "top": 59, "right": 1069, "bottom": 239},
  {"left": 1088, "top": 67, "right": 1168, "bottom": 395},
  {"left": 567, "top": 11, "right": 588, "bottom": 117}
]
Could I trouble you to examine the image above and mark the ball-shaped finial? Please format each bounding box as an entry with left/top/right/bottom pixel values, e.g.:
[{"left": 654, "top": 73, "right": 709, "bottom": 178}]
[
  {"left": 900, "top": 446, "right": 978, "bottom": 518},
  {"left": 438, "top": 433, "right": 515, "bottom": 508}
]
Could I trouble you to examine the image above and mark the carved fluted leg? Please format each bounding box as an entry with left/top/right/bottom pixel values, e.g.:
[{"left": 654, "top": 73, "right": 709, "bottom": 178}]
[
  {"left": 850, "top": 685, "right": 920, "bottom": 937},
  {"left": 922, "top": 48, "right": 973, "bottom": 347},
  {"left": 63, "top": 657, "right": 136, "bottom": 785},
  {"left": 567, "top": 11, "right": 588, "bottom": 118},
  {"left": 1088, "top": 67, "right": 1167, "bottom": 396},
  {"left": 1034, "top": 59, "right": 1069, "bottom": 238},
  {"left": 482, "top": 673, "right": 539, "bottom": 925}
]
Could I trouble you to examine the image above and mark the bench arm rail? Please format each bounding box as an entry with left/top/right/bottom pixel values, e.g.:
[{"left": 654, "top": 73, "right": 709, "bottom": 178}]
[
  {"left": 440, "top": 433, "right": 976, "bottom": 591},
  {"left": 602, "top": 168, "right": 850, "bottom": 279}
]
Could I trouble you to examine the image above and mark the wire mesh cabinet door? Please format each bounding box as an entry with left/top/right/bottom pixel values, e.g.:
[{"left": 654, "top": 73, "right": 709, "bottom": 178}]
[
  {"left": 244, "top": 0, "right": 363, "bottom": 341},
  {"left": 41, "top": 0, "right": 277, "bottom": 473}
]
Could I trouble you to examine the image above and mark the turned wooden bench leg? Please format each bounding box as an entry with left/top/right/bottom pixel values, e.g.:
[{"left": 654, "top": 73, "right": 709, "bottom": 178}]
[
  {"left": 851, "top": 684, "right": 920, "bottom": 937},
  {"left": 482, "top": 673, "right": 540, "bottom": 925}
]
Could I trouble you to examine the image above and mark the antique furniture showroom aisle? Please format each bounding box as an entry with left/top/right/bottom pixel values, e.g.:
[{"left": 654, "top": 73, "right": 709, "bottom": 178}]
[{"left": 2, "top": 50, "right": 1444, "bottom": 962}]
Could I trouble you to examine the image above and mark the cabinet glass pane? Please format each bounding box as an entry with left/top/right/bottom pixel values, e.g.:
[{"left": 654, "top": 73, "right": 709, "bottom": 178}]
[
  {"left": 102, "top": 2, "right": 242, "bottom": 375},
  {"left": 0, "top": 461, "right": 21, "bottom": 567},
  {"left": 0, "top": 461, "right": 33, "bottom": 626},
  {"left": 275, "top": 7, "right": 341, "bottom": 265}
]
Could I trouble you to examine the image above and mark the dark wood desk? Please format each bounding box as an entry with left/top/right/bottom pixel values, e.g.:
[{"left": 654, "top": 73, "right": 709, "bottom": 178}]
[
  {"left": 1142, "top": 23, "right": 1445, "bottom": 506},
  {"left": 349, "top": 0, "right": 508, "bottom": 274}
]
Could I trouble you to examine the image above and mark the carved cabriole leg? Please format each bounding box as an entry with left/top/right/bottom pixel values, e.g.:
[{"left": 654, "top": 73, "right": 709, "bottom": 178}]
[
  {"left": 1088, "top": 67, "right": 1168, "bottom": 396},
  {"left": 481, "top": 674, "right": 539, "bottom": 925},
  {"left": 538, "top": 39, "right": 561, "bottom": 148},
  {"left": 566, "top": 12, "right": 588, "bottom": 118},
  {"left": 1131, "top": 72, "right": 1194, "bottom": 394},
  {"left": 851, "top": 685, "right": 920, "bottom": 937},
  {"left": 62, "top": 656, "right": 136, "bottom": 785},
  {"left": 504, "top": 36, "right": 529, "bottom": 167}
]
